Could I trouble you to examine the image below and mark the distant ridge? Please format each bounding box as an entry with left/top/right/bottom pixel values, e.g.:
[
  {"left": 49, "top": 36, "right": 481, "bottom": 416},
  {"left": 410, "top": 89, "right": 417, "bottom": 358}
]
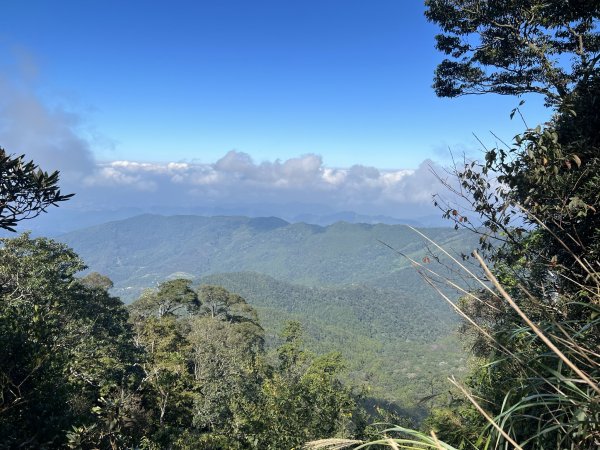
[
  {"left": 8, "top": 204, "right": 452, "bottom": 237},
  {"left": 58, "top": 213, "right": 477, "bottom": 301}
]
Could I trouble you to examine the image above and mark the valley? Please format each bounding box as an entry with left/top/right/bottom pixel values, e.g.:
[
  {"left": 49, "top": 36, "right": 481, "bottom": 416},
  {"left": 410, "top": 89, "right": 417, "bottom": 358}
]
[{"left": 59, "top": 214, "right": 477, "bottom": 407}]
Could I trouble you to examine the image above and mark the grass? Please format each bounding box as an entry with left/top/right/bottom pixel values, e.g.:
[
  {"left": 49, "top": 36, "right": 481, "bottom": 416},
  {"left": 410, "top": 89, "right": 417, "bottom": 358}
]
[{"left": 306, "top": 225, "right": 600, "bottom": 449}]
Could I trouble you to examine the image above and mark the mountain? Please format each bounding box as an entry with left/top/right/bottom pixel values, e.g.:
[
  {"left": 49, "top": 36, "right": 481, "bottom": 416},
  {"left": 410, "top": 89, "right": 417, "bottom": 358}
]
[
  {"left": 58, "top": 214, "right": 477, "bottom": 301},
  {"left": 57, "top": 214, "right": 478, "bottom": 405},
  {"left": 4, "top": 204, "right": 452, "bottom": 238}
]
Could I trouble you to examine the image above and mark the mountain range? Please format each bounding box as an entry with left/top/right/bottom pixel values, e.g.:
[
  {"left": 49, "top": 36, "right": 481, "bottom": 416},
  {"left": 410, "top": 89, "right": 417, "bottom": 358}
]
[{"left": 57, "top": 214, "right": 479, "bottom": 406}]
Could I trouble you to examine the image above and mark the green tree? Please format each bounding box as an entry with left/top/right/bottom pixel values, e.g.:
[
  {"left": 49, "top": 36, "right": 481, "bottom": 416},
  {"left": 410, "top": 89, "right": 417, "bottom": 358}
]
[
  {"left": 0, "top": 148, "right": 73, "bottom": 231},
  {"left": 425, "top": 0, "right": 600, "bottom": 105},
  {"left": 128, "top": 281, "right": 266, "bottom": 448},
  {"left": 256, "top": 322, "right": 361, "bottom": 450},
  {"left": 424, "top": 2, "right": 600, "bottom": 448},
  {"left": 0, "top": 234, "right": 144, "bottom": 449},
  {"left": 187, "top": 316, "right": 265, "bottom": 448},
  {"left": 198, "top": 284, "right": 261, "bottom": 325},
  {"left": 129, "top": 278, "right": 199, "bottom": 319},
  {"left": 128, "top": 280, "right": 196, "bottom": 445}
]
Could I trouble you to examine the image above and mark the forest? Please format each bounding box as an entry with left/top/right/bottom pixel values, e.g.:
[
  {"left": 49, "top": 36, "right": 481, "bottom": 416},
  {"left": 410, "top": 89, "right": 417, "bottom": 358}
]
[
  {"left": 56, "top": 215, "right": 476, "bottom": 409},
  {"left": 1, "top": 1, "right": 600, "bottom": 449}
]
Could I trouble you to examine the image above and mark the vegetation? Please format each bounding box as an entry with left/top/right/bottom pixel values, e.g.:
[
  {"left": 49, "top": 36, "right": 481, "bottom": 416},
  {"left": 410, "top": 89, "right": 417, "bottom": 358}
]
[
  {"left": 0, "top": 233, "right": 394, "bottom": 449},
  {"left": 423, "top": 1, "right": 600, "bottom": 447},
  {"left": 425, "top": 0, "right": 600, "bottom": 105},
  {"left": 0, "top": 147, "right": 73, "bottom": 232},
  {"left": 0, "top": 234, "right": 141, "bottom": 448},
  {"left": 424, "top": 84, "right": 600, "bottom": 449}
]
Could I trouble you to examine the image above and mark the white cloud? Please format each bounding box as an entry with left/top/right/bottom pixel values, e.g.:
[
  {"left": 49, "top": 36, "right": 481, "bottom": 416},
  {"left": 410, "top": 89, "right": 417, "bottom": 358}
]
[
  {"left": 0, "top": 54, "right": 447, "bottom": 220},
  {"left": 78, "top": 151, "right": 444, "bottom": 217}
]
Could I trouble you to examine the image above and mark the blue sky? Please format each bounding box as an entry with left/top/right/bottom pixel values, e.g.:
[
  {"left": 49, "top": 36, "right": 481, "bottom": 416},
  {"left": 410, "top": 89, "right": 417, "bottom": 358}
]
[
  {"left": 0, "top": 1, "right": 552, "bottom": 222},
  {"left": 1, "top": 0, "right": 549, "bottom": 168}
]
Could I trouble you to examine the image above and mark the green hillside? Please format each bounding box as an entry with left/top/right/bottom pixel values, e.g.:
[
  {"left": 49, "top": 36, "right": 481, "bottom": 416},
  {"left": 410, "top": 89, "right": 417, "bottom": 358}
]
[
  {"left": 59, "top": 214, "right": 478, "bottom": 300},
  {"left": 57, "top": 215, "right": 477, "bottom": 407},
  {"left": 199, "top": 272, "right": 467, "bottom": 406}
]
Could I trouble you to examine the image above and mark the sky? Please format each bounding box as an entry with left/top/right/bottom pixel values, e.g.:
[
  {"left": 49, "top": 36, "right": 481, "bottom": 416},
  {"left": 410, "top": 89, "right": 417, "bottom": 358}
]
[{"left": 0, "top": 1, "right": 552, "bottom": 225}]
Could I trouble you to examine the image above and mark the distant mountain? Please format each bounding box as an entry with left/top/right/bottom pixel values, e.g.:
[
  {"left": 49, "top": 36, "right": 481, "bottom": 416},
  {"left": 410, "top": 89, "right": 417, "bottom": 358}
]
[
  {"left": 56, "top": 213, "right": 478, "bottom": 405},
  {"left": 4, "top": 203, "right": 453, "bottom": 238},
  {"left": 291, "top": 211, "right": 422, "bottom": 226},
  {"left": 57, "top": 214, "right": 478, "bottom": 300}
]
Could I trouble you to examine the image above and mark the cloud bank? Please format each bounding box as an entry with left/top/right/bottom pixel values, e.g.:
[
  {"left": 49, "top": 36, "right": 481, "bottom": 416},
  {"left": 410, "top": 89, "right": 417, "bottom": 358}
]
[
  {"left": 0, "top": 59, "right": 445, "bottom": 220},
  {"left": 78, "top": 151, "right": 443, "bottom": 217}
]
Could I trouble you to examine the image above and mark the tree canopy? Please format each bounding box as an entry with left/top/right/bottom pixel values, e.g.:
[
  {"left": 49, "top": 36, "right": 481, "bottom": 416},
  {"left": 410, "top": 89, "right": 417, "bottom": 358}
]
[
  {"left": 0, "top": 148, "right": 73, "bottom": 232},
  {"left": 425, "top": 0, "right": 600, "bottom": 105},
  {"left": 0, "top": 234, "right": 142, "bottom": 449}
]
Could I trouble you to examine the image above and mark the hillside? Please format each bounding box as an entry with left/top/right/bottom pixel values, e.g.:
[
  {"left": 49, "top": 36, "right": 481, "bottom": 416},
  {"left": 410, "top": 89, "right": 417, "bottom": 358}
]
[
  {"left": 58, "top": 214, "right": 478, "bottom": 300},
  {"left": 57, "top": 214, "right": 477, "bottom": 406},
  {"left": 199, "top": 272, "right": 467, "bottom": 406}
]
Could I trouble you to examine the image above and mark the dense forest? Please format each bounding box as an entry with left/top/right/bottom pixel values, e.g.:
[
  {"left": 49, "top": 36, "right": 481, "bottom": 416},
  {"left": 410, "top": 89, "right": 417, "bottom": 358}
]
[
  {"left": 2, "top": 1, "right": 600, "bottom": 449},
  {"left": 0, "top": 236, "right": 379, "bottom": 448},
  {"left": 57, "top": 216, "right": 476, "bottom": 408}
]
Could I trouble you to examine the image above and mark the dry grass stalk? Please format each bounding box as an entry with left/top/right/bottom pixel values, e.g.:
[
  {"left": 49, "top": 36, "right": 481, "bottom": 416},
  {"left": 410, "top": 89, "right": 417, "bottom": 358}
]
[{"left": 473, "top": 251, "right": 600, "bottom": 395}]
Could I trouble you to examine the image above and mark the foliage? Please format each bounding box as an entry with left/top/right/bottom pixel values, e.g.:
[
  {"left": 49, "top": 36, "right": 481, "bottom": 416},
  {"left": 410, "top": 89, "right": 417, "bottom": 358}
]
[
  {"left": 421, "top": 2, "right": 600, "bottom": 449},
  {"left": 127, "top": 280, "right": 374, "bottom": 448},
  {"left": 0, "top": 234, "right": 144, "bottom": 449},
  {"left": 255, "top": 322, "right": 362, "bottom": 450},
  {"left": 0, "top": 147, "right": 73, "bottom": 232},
  {"left": 424, "top": 0, "right": 600, "bottom": 105},
  {"left": 198, "top": 284, "right": 261, "bottom": 326},
  {"left": 129, "top": 278, "right": 199, "bottom": 319}
]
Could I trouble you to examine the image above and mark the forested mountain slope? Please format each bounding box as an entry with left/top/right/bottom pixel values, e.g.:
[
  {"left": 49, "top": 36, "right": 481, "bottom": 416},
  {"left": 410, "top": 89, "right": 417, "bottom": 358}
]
[
  {"left": 58, "top": 214, "right": 477, "bottom": 405},
  {"left": 199, "top": 272, "right": 467, "bottom": 406},
  {"left": 59, "top": 214, "right": 477, "bottom": 300},
  {"left": 201, "top": 271, "right": 455, "bottom": 343}
]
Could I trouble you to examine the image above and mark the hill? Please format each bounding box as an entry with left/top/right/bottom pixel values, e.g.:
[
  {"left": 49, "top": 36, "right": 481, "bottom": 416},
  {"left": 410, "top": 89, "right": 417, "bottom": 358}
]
[
  {"left": 58, "top": 214, "right": 478, "bottom": 406},
  {"left": 198, "top": 272, "right": 467, "bottom": 406},
  {"left": 58, "top": 214, "right": 477, "bottom": 300}
]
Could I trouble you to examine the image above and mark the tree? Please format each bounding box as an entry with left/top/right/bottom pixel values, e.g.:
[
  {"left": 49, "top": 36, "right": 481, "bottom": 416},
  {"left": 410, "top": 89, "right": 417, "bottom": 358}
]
[
  {"left": 198, "top": 284, "right": 261, "bottom": 326},
  {"left": 256, "top": 322, "right": 361, "bottom": 450},
  {"left": 128, "top": 280, "right": 197, "bottom": 443},
  {"left": 128, "top": 282, "right": 265, "bottom": 448},
  {"left": 187, "top": 316, "right": 265, "bottom": 447},
  {"left": 0, "top": 234, "right": 144, "bottom": 449},
  {"left": 423, "top": 2, "right": 600, "bottom": 448},
  {"left": 424, "top": 0, "right": 600, "bottom": 105},
  {"left": 129, "top": 279, "right": 199, "bottom": 319},
  {"left": 0, "top": 148, "right": 73, "bottom": 232},
  {"left": 80, "top": 272, "right": 114, "bottom": 291}
]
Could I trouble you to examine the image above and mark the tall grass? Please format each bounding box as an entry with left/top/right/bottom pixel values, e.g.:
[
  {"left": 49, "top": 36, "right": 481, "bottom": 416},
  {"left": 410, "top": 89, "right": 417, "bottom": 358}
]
[{"left": 306, "top": 224, "right": 600, "bottom": 449}]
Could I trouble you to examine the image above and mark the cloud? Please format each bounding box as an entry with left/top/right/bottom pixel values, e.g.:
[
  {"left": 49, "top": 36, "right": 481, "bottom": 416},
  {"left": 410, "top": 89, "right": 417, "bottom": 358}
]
[
  {"left": 80, "top": 150, "right": 445, "bottom": 217},
  {"left": 0, "top": 76, "right": 96, "bottom": 185},
  {"left": 0, "top": 50, "right": 447, "bottom": 220}
]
